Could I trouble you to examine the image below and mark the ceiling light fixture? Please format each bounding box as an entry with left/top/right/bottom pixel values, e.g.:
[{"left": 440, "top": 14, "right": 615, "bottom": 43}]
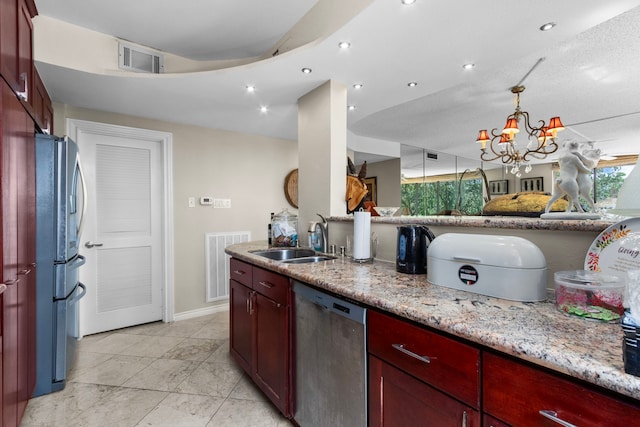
[
  {"left": 462, "top": 63, "right": 475, "bottom": 70},
  {"left": 260, "top": 106, "right": 268, "bottom": 113},
  {"left": 246, "top": 85, "right": 255, "bottom": 93},
  {"left": 540, "top": 22, "right": 556, "bottom": 31},
  {"left": 338, "top": 41, "right": 351, "bottom": 49},
  {"left": 353, "top": 83, "right": 363, "bottom": 89},
  {"left": 475, "top": 85, "right": 564, "bottom": 176},
  {"left": 407, "top": 82, "right": 418, "bottom": 87},
  {"left": 301, "top": 68, "right": 312, "bottom": 74},
  {"left": 401, "top": 0, "right": 417, "bottom": 5},
  {"left": 347, "top": 105, "right": 356, "bottom": 111}
]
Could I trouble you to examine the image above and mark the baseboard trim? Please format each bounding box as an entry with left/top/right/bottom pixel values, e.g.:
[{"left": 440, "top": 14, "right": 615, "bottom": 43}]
[{"left": 173, "top": 301, "right": 229, "bottom": 322}]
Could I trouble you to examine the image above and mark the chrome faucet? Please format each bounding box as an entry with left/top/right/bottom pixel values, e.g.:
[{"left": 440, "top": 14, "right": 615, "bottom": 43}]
[{"left": 308, "top": 213, "right": 329, "bottom": 253}]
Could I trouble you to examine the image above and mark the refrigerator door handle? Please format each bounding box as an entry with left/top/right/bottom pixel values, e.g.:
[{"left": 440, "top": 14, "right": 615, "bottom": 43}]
[
  {"left": 70, "top": 283, "right": 87, "bottom": 303},
  {"left": 77, "top": 155, "right": 88, "bottom": 239}
]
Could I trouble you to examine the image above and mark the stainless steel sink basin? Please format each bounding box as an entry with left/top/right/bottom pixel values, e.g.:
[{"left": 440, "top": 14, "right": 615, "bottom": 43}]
[
  {"left": 251, "top": 248, "right": 316, "bottom": 261},
  {"left": 282, "top": 255, "right": 337, "bottom": 264}
]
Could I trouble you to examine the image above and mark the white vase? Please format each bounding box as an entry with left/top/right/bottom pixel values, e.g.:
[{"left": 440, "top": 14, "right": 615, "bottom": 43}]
[{"left": 611, "top": 156, "right": 640, "bottom": 217}]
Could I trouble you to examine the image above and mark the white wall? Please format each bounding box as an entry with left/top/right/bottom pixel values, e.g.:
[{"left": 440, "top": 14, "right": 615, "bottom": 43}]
[{"left": 53, "top": 103, "right": 297, "bottom": 315}]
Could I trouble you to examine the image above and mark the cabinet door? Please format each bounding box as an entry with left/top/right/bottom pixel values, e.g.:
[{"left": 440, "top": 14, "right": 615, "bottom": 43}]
[
  {"left": 17, "top": 0, "right": 33, "bottom": 107},
  {"left": 484, "top": 351, "right": 640, "bottom": 427},
  {"left": 0, "top": 0, "right": 20, "bottom": 93},
  {"left": 229, "top": 279, "right": 252, "bottom": 375},
  {"left": 253, "top": 292, "right": 289, "bottom": 415},
  {"left": 2, "top": 79, "right": 21, "bottom": 427},
  {"left": 0, "top": 0, "right": 34, "bottom": 103},
  {"left": 16, "top": 102, "right": 35, "bottom": 409},
  {"left": 369, "top": 355, "right": 480, "bottom": 427}
]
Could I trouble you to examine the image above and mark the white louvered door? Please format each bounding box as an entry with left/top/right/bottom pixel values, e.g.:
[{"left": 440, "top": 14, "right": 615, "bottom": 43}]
[{"left": 77, "top": 131, "right": 163, "bottom": 335}]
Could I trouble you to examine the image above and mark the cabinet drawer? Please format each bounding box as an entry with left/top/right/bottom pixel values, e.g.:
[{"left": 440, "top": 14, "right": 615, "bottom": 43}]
[
  {"left": 368, "top": 310, "right": 480, "bottom": 408},
  {"left": 369, "top": 355, "right": 480, "bottom": 427},
  {"left": 252, "top": 267, "right": 289, "bottom": 304},
  {"left": 229, "top": 258, "right": 252, "bottom": 287},
  {"left": 483, "top": 351, "right": 640, "bottom": 427}
]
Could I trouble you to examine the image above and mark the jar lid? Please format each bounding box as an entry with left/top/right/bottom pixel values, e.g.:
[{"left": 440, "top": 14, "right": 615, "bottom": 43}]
[
  {"left": 554, "top": 270, "right": 622, "bottom": 289},
  {"left": 273, "top": 208, "right": 297, "bottom": 220}
]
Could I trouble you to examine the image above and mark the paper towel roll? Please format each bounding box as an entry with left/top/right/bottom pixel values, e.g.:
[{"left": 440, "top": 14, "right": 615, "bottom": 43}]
[{"left": 353, "top": 211, "right": 371, "bottom": 260}]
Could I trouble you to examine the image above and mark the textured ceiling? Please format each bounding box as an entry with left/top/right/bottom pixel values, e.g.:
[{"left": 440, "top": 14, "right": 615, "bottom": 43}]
[{"left": 33, "top": 0, "right": 640, "bottom": 173}]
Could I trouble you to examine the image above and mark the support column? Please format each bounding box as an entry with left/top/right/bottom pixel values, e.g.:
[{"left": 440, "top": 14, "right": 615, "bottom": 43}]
[{"left": 297, "top": 80, "right": 347, "bottom": 236}]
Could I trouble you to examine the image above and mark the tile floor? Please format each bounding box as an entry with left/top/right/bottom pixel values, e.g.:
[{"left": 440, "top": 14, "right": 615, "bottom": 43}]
[{"left": 22, "top": 311, "right": 292, "bottom": 427}]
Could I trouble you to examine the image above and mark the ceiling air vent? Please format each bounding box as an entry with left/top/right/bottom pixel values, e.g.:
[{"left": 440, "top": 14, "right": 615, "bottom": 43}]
[
  {"left": 118, "top": 42, "right": 164, "bottom": 74},
  {"left": 426, "top": 152, "right": 438, "bottom": 160}
]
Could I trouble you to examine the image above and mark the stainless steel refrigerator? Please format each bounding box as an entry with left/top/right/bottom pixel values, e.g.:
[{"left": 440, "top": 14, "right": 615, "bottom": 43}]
[{"left": 33, "top": 133, "right": 86, "bottom": 396}]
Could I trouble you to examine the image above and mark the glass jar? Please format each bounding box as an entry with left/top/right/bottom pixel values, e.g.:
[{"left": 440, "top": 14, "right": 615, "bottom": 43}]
[{"left": 271, "top": 208, "right": 298, "bottom": 247}]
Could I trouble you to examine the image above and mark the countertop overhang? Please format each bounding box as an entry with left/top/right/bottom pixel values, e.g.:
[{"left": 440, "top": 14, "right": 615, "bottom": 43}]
[
  {"left": 327, "top": 214, "right": 617, "bottom": 232},
  {"left": 226, "top": 241, "right": 640, "bottom": 401}
]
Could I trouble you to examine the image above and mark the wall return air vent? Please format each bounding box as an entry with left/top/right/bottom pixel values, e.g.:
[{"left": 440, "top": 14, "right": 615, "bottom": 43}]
[{"left": 118, "top": 42, "right": 164, "bottom": 74}]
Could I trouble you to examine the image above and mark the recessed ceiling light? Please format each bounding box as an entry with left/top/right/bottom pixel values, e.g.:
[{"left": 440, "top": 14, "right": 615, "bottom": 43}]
[
  {"left": 353, "top": 83, "right": 363, "bottom": 89},
  {"left": 407, "top": 82, "right": 418, "bottom": 87},
  {"left": 462, "top": 63, "right": 475, "bottom": 70},
  {"left": 246, "top": 85, "right": 255, "bottom": 93},
  {"left": 260, "top": 106, "right": 268, "bottom": 113},
  {"left": 539, "top": 22, "right": 556, "bottom": 31},
  {"left": 301, "top": 67, "right": 312, "bottom": 74},
  {"left": 347, "top": 105, "right": 356, "bottom": 111},
  {"left": 401, "top": 0, "right": 416, "bottom": 5},
  {"left": 338, "top": 41, "right": 351, "bottom": 49}
]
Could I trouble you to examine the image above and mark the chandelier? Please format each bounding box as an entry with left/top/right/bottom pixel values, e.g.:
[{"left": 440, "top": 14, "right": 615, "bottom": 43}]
[{"left": 475, "top": 85, "right": 564, "bottom": 177}]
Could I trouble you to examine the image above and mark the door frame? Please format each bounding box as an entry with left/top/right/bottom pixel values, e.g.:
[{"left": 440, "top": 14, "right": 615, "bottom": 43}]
[{"left": 66, "top": 118, "right": 175, "bottom": 325}]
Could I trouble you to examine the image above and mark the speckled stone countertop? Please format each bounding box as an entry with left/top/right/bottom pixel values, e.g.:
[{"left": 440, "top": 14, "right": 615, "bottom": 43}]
[
  {"left": 226, "top": 241, "right": 640, "bottom": 401},
  {"left": 328, "top": 214, "right": 618, "bottom": 232}
]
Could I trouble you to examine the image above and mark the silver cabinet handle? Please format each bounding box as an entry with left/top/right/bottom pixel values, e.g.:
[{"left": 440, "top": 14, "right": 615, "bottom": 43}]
[
  {"left": 1, "top": 279, "right": 20, "bottom": 286},
  {"left": 85, "top": 241, "right": 104, "bottom": 248},
  {"left": 539, "top": 410, "right": 578, "bottom": 427},
  {"left": 258, "top": 280, "right": 273, "bottom": 289},
  {"left": 17, "top": 72, "right": 28, "bottom": 101},
  {"left": 391, "top": 343, "right": 431, "bottom": 364},
  {"left": 233, "top": 269, "right": 246, "bottom": 276}
]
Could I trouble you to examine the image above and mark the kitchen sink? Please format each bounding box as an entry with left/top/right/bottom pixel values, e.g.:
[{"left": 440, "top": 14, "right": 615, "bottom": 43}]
[
  {"left": 282, "top": 255, "right": 337, "bottom": 264},
  {"left": 251, "top": 248, "right": 337, "bottom": 263},
  {"left": 251, "top": 248, "right": 317, "bottom": 261}
]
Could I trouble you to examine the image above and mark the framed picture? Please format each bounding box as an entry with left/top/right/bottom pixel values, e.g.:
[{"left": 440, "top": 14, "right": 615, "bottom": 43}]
[
  {"left": 520, "top": 177, "right": 544, "bottom": 192},
  {"left": 489, "top": 180, "right": 509, "bottom": 195},
  {"left": 364, "top": 176, "right": 377, "bottom": 204}
]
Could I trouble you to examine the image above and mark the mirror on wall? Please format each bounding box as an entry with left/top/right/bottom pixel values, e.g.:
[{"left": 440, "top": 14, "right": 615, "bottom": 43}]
[{"left": 355, "top": 144, "right": 638, "bottom": 217}]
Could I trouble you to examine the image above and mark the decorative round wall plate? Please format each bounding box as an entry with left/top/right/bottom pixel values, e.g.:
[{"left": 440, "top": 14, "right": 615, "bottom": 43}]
[
  {"left": 584, "top": 218, "right": 640, "bottom": 276},
  {"left": 284, "top": 169, "right": 298, "bottom": 208}
]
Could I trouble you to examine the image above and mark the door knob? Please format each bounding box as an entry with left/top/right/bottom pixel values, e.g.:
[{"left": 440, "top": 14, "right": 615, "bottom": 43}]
[{"left": 85, "top": 241, "right": 104, "bottom": 249}]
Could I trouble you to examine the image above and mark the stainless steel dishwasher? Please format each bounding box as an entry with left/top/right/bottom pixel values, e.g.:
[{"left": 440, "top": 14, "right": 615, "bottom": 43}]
[{"left": 293, "top": 281, "right": 367, "bottom": 427}]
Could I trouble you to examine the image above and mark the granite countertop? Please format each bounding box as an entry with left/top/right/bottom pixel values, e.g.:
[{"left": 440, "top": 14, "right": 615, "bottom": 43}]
[
  {"left": 328, "top": 214, "right": 618, "bottom": 232},
  {"left": 226, "top": 241, "right": 640, "bottom": 401}
]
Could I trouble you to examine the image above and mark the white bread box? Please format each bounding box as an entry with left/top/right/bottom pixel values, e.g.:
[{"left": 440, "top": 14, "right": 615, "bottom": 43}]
[{"left": 427, "top": 233, "right": 547, "bottom": 302}]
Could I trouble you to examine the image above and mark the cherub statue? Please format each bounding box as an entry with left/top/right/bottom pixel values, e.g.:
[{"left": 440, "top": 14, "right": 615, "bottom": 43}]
[{"left": 545, "top": 141, "right": 601, "bottom": 213}]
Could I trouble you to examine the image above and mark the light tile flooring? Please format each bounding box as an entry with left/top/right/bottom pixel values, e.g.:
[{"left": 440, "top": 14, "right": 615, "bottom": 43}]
[{"left": 22, "top": 311, "right": 292, "bottom": 427}]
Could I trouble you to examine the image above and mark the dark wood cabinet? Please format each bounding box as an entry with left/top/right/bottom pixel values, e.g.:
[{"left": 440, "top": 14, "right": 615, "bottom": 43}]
[
  {"left": 229, "top": 258, "right": 292, "bottom": 418},
  {"left": 368, "top": 310, "right": 481, "bottom": 426},
  {"left": 1, "top": 78, "right": 36, "bottom": 427},
  {"left": 0, "top": 0, "right": 36, "bottom": 106},
  {"left": 1, "top": 0, "right": 39, "bottom": 417},
  {"left": 483, "top": 351, "right": 640, "bottom": 427},
  {"left": 32, "top": 69, "right": 53, "bottom": 134},
  {"left": 369, "top": 355, "right": 480, "bottom": 427}
]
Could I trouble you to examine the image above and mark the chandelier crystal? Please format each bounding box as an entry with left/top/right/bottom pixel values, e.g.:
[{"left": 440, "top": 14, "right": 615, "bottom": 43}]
[{"left": 475, "top": 85, "right": 564, "bottom": 177}]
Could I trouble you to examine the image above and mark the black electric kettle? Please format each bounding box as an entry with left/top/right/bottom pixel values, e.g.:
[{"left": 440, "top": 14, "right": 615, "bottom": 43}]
[{"left": 396, "top": 225, "right": 435, "bottom": 274}]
